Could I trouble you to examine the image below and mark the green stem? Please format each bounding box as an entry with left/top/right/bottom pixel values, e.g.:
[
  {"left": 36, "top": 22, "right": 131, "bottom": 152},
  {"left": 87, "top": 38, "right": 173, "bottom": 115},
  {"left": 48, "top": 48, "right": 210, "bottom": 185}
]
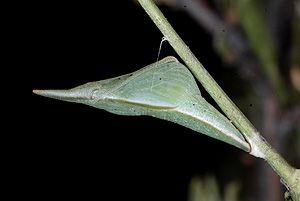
[{"left": 137, "top": 0, "right": 299, "bottom": 200}]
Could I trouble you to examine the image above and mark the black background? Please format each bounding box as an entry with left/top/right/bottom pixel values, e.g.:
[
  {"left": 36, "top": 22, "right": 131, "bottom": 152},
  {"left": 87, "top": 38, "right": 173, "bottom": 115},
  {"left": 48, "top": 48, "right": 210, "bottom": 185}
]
[{"left": 23, "top": 1, "right": 250, "bottom": 200}]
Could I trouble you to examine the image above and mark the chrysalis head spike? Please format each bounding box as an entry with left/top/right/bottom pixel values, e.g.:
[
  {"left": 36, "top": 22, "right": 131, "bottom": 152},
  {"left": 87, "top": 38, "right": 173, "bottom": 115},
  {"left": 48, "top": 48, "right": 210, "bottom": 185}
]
[{"left": 33, "top": 81, "right": 104, "bottom": 106}]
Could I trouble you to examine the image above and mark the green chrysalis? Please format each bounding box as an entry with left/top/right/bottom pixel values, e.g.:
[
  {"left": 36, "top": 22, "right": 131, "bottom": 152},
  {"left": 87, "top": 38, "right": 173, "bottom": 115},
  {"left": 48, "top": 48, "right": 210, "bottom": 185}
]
[{"left": 33, "top": 56, "right": 250, "bottom": 152}]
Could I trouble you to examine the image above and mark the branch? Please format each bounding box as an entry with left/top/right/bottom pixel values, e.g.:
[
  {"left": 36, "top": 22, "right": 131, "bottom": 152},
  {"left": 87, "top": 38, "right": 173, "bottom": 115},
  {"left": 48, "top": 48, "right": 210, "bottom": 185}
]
[{"left": 137, "top": 0, "right": 300, "bottom": 200}]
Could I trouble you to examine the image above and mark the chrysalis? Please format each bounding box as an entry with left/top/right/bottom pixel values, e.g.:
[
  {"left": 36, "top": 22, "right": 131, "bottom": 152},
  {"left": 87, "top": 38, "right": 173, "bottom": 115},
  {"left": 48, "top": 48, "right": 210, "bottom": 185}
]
[{"left": 33, "top": 56, "right": 250, "bottom": 152}]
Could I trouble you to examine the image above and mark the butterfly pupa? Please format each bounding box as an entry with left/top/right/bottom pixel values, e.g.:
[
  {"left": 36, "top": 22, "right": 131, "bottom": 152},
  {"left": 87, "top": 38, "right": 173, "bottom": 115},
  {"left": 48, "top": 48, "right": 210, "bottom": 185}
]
[{"left": 33, "top": 56, "right": 250, "bottom": 152}]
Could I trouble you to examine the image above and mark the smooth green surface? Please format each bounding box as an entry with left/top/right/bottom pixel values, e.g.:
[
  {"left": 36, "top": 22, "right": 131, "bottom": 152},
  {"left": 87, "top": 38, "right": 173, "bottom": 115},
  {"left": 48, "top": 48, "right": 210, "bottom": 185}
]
[{"left": 34, "top": 56, "right": 250, "bottom": 152}]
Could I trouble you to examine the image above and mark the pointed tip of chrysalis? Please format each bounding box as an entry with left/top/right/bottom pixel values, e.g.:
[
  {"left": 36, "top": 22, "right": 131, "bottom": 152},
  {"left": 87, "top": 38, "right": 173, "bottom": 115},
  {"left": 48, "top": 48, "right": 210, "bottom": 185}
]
[
  {"left": 32, "top": 89, "right": 41, "bottom": 95},
  {"left": 32, "top": 88, "right": 91, "bottom": 105},
  {"left": 33, "top": 89, "right": 48, "bottom": 97},
  {"left": 32, "top": 89, "right": 73, "bottom": 101},
  {"left": 32, "top": 89, "right": 54, "bottom": 97}
]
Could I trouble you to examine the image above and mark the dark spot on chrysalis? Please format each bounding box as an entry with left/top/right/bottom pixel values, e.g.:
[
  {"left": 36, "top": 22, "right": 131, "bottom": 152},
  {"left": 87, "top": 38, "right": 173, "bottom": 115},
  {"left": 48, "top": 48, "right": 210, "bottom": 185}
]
[
  {"left": 265, "top": 7, "right": 268, "bottom": 12},
  {"left": 184, "top": 5, "right": 186, "bottom": 8},
  {"left": 159, "top": 78, "right": 162, "bottom": 80},
  {"left": 249, "top": 103, "right": 253, "bottom": 107},
  {"left": 222, "top": 29, "right": 225, "bottom": 32},
  {"left": 129, "top": 74, "right": 133, "bottom": 76}
]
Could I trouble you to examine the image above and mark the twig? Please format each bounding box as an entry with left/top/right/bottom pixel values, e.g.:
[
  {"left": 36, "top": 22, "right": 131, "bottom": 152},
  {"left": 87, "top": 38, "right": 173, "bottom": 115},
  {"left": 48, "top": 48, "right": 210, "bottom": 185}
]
[{"left": 137, "top": 0, "right": 300, "bottom": 200}]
